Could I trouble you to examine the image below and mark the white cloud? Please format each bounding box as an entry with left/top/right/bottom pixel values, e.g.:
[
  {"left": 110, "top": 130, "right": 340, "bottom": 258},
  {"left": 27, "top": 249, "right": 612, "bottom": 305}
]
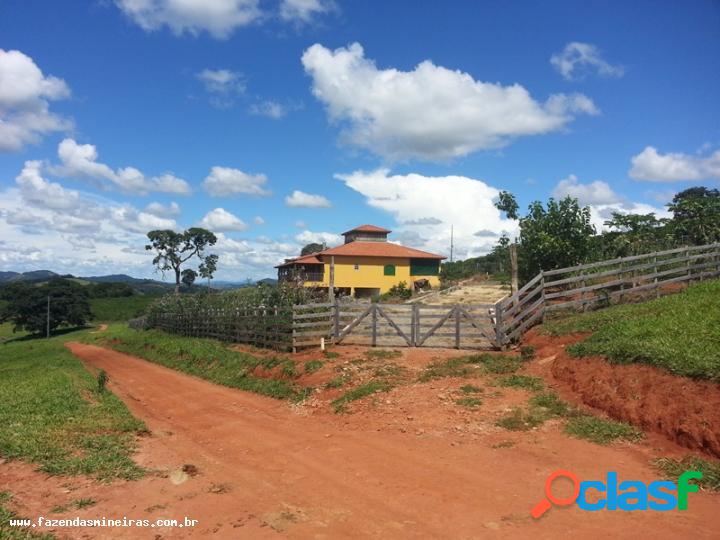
[
  {"left": 336, "top": 168, "right": 517, "bottom": 259},
  {"left": 0, "top": 49, "right": 72, "bottom": 152},
  {"left": 115, "top": 0, "right": 262, "bottom": 39},
  {"left": 253, "top": 215, "right": 265, "bottom": 225},
  {"left": 284, "top": 190, "right": 332, "bottom": 208},
  {"left": 294, "top": 220, "right": 307, "bottom": 228},
  {"left": 52, "top": 138, "right": 192, "bottom": 195},
  {"left": 552, "top": 174, "right": 622, "bottom": 205},
  {"left": 197, "top": 68, "right": 245, "bottom": 108},
  {"left": 15, "top": 161, "right": 83, "bottom": 211},
  {"left": 294, "top": 230, "right": 341, "bottom": 246},
  {"left": 629, "top": 146, "right": 720, "bottom": 182},
  {"left": 301, "top": 42, "right": 599, "bottom": 160},
  {"left": 199, "top": 207, "right": 249, "bottom": 231},
  {"left": 550, "top": 42, "right": 624, "bottom": 80},
  {"left": 202, "top": 166, "right": 271, "bottom": 197},
  {"left": 145, "top": 201, "right": 180, "bottom": 217},
  {"left": 279, "top": 0, "right": 334, "bottom": 24},
  {"left": 249, "top": 100, "right": 286, "bottom": 119},
  {"left": 588, "top": 202, "right": 670, "bottom": 233}
]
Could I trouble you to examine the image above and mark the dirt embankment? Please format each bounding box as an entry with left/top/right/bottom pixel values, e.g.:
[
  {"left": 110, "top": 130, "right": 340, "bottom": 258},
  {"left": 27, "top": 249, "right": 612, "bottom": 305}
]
[{"left": 524, "top": 329, "right": 720, "bottom": 457}]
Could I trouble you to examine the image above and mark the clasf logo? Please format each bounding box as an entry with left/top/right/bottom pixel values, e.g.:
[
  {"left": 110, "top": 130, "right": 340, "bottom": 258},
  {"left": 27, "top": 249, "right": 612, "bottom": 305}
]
[{"left": 531, "top": 468, "right": 703, "bottom": 518}]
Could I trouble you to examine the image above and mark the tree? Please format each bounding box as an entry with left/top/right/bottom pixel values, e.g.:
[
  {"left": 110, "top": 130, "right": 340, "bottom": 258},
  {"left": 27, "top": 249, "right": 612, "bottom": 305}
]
[
  {"left": 602, "top": 212, "right": 667, "bottom": 256},
  {"left": 145, "top": 228, "right": 218, "bottom": 294},
  {"left": 300, "top": 242, "right": 325, "bottom": 256},
  {"left": 495, "top": 193, "right": 595, "bottom": 281},
  {"left": 0, "top": 278, "right": 92, "bottom": 335},
  {"left": 667, "top": 187, "right": 720, "bottom": 245},
  {"left": 181, "top": 269, "right": 197, "bottom": 288},
  {"left": 198, "top": 254, "right": 218, "bottom": 287}
]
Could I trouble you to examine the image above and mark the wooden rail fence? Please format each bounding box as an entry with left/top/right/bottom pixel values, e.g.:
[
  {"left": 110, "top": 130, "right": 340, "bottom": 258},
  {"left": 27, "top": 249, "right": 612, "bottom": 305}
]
[{"left": 293, "top": 242, "right": 720, "bottom": 351}]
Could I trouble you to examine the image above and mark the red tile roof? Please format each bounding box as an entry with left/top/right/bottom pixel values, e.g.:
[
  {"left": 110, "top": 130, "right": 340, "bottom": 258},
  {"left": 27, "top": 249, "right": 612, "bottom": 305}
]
[
  {"left": 319, "top": 241, "right": 445, "bottom": 260},
  {"left": 341, "top": 224, "right": 392, "bottom": 235},
  {"left": 275, "top": 253, "right": 323, "bottom": 268}
]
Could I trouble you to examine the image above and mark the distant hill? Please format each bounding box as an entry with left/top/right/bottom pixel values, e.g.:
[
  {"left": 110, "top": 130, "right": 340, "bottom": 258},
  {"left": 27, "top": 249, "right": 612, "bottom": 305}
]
[{"left": 0, "top": 270, "right": 277, "bottom": 293}]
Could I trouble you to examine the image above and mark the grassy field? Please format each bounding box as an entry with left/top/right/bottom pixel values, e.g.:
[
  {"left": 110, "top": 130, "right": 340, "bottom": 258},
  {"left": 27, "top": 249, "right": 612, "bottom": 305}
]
[
  {"left": 0, "top": 329, "right": 145, "bottom": 481},
  {"left": 82, "top": 324, "right": 306, "bottom": 400},
  {"left": 89, "top": 295, "right": 159, "bottom": 322},
  {"left": 544, "top": 279, "right": 720, "bottom": 381}
]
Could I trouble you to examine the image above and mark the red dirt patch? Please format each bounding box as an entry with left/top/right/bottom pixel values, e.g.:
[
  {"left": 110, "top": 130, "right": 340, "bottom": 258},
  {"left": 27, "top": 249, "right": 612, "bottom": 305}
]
[{"left": 524, "top": 328, "right": 720, "bottom": 457}]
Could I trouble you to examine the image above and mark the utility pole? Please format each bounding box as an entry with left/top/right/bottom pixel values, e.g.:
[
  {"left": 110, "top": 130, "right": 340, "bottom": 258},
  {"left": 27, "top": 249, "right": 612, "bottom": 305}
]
[
  {"left": 450, "top": 225, "right": 454, "bottom": 263},
  {"left": 46, "top": 295, "right": 50, "bottom": 339}
]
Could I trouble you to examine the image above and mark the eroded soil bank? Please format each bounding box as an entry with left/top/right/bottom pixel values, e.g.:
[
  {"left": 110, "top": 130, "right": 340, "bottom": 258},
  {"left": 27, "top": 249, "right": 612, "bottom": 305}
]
[{"left": 524, "top": 329, "right": 720, "bottom": 457}]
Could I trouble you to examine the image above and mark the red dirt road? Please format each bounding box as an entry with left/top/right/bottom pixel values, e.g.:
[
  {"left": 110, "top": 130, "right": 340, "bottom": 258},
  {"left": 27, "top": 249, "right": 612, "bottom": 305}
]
[{"left": 5, "top": 343, "right": 720, "bottom": 539}]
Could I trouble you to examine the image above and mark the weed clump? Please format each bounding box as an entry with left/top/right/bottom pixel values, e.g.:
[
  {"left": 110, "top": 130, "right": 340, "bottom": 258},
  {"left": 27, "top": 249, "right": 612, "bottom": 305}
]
[
  {"left": 304, "top": 360, "right": 324, "bottom": 374},
  {"left": 653, "top": 456, "right": 720, "bottom": 491},
  {"left": 565, "top": 415, "right": 643, "bottom": 445},
  {"left": 497, "top": 375, "right": 544, "bottom": 391}
]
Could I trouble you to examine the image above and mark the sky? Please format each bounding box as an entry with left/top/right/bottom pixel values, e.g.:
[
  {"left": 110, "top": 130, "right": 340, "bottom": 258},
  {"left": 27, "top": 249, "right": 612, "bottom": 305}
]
[{"left": 1, "top": 0, "right": 719, "bottom": 282}]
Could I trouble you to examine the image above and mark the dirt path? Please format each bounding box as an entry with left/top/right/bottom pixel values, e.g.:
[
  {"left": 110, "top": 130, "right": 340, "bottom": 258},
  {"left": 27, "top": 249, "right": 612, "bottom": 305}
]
[{"left": 4, "top": 343, "right": 719, "bottom": 539}]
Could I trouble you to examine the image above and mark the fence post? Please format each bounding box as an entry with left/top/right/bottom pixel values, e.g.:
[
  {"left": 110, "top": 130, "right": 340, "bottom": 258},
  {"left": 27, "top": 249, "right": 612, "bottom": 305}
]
[
  {"left": 619, "top": 260, "right": 625, "bottom": 304},
  {"left": 371, "top": 304, "right": 377, "bottom": 347},
  {"left": 454, "top": 306, "right": 461, "bottom": 349},
  {"left": 332, "top": 299, "right": 340, "bottom": 340},
  {"left": 539, "top": 271, "right": 546, "bottom": 322},
  {"left": 494, "top": 300, "right": 505, "bottom": 350},
  {"left": 654, "top": 253, "right": 660, "bottom": 298},
  {"left": 686, "top": 248, "right": 691, "bottom": 286},
  {"left": 412, "top": 303, "right": 419, "bottom": 346}
]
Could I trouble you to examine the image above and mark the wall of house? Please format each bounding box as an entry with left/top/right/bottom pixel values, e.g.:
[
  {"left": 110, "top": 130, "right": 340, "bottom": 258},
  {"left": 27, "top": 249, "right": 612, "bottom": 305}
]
[{"left": 302, "top": 256, "right": 440, "bottom": 293}]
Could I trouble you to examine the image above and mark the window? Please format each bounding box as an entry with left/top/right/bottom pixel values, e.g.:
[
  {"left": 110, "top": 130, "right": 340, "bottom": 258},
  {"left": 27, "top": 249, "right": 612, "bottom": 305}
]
[
  {"left": 354, "top": 264, "right": 359, "bottom": 270},
  {"left": 383, "top": 264, "right": 396, "bottom": 276},
  {"left": 410, "top": 259, "right": 440, "bottom": 276}
]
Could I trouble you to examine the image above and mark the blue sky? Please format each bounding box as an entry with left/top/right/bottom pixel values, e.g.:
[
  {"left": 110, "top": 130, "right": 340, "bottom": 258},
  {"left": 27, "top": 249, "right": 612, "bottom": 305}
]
[{"left": 1, "top": 0, "right": 719, "bottom": 281}]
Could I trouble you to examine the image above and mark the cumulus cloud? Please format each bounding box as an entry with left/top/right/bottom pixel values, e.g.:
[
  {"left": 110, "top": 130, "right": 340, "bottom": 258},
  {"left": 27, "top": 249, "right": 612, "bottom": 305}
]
[
  {"left": 52, "top": 138, "right": 192, "bottom": 195},
  {"left": 197, "top": 68, "right": 245, "bottom": 108},
  {"left": 284, "top": 190, "right": 332, "bottom": 208},
  {"left": 202, "top": 166, "right": 271, "bottom": 197},
  {"left": 550, "top": 42, "right": 624, "bottom": 80},
  {"left": 15, "top": 160, "right": 82, "bottom": 211},
  {"left": 629, "top": 146, "right": 720, "bottom": 182},
  {"left": 253, "top": 215, "right": 265, "bottom": 225},
  {"left": 199, "top": 207, "right": 249, "bottom": 231},
  {"left": 294, "top": 230, "right": 342, "bottom": 246},
  {"left": 0, "top": 49, "right": 72, "bottom": 152},
  {"left": 301, "top": 42, "right": 599, "bottom": 160},
  {"left": 336, "top": 168, "right": 517, "bottom": 259},
  {"left": 249, "top": 100, "right": 286, "bottom": 119},
  {"left": 144, "top": 201, "right": 180, "bottom": 217},
  {"left": 588, "top": 202, "right": 670, "bottom": 234},
  {"left": 115, "top": 0, "right": 262, "bottom": 39},
  {"left": 552, "top": 174, "right": 622, "bottom": 205},
  {"left": 279, "top": 0, "right": 335, "bottom": 24}
]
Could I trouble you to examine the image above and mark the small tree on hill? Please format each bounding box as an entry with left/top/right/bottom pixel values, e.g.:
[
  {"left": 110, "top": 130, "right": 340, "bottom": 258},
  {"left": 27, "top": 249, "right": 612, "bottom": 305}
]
[
  {"left": 667, "top": 187, "right": 720, "bottom": 245},
  {"left": 0, "top": 278, "right": 92, "bottom": 335},
  {"left": 145, "top": 228, "right": 218, "bottom": 294}
]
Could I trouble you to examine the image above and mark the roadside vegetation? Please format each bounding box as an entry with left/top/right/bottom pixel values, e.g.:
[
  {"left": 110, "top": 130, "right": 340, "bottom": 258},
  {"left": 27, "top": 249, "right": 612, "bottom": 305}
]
[
  {"left": 653, "top": 456, "right": 720, "bottom": 491},
  {"left": 0, "top": 329, "right": 145, "bottom": 481},
  {"left": 83, "top": 324, "right": 309, "bottom": 400},
  {"left": 89, "top": 295, "right": 158, "bottom": 322},
  {"left": 544, "top": 280, "right": 720, "bottom": 381}
]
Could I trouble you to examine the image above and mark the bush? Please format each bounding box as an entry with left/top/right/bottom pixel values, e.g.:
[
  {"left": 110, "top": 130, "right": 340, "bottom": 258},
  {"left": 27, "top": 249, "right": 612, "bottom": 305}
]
[{"left": 377, "top": 282, "right": 412, "bottom": 302}]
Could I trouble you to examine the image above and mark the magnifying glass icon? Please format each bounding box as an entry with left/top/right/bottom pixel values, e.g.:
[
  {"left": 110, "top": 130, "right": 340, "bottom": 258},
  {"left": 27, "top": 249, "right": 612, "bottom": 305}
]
[{"left": 531, "top": 469, "right": 580, "bottom": 519}]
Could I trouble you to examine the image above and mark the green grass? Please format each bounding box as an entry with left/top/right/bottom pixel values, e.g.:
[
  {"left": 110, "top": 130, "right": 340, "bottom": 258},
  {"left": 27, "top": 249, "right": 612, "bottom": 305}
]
[
  {"left": 459, "top": 384, "right": 482, "bottom": 394},
  {"left": 419, "top": 353, "right": 521, "bottom": 382},
  {"left": 544, "top": 280, "right": 720, "bottom": 381},
  {"left": 304, "top": 360, "right": 324, "bottom": 374},
  {"left": 89, "top": 295, "right": 159, "bottom": 322},
  {"left": 0, "top": 330, "right": 145, "bottom": 481},
  {"left": 495, "top": 407, "right": 547, "bottom": 431},
  {"left": 529, "top": 392, "right": 572, "bottom": 417},
  {"left": 653, "top": 456, "right": 720, "bottom": 491},
  {"left": 324, "top": 375, "right": 350, "bottom": 389},
  {"left": 365, "top": 349, "right": 402, "bottom": 360},
  {"left": 565, "top": 415, "right": 643, "bottom": 445},
  {"left": 497, "top": 392, "right": 574, "bottom": 432},
  {"left": 497, "top": 375, "right": 544, "bottom": 391},
  {"left": 332, "top": 380, "right": 394, "bottom": 413},
  {"left": 455, "top": 397, "right": 482, "bottom": 408},
  {"left": 82, "top": 325, "right": 304, "bottom": 400},
  {"left": 323, "top": 351, "right": 340, "bottom": 359}
]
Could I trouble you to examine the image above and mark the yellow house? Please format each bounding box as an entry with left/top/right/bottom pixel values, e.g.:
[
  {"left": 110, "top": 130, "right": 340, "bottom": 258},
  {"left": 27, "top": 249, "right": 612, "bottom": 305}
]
[{"left": 276, "top": 224, "right": 446, "bottom": 297}]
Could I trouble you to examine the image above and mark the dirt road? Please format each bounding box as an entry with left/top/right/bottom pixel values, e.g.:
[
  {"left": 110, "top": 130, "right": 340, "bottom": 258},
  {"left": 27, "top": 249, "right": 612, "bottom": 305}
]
[{"left": 5, "top": 343, "right": 719, "bottom": 539}]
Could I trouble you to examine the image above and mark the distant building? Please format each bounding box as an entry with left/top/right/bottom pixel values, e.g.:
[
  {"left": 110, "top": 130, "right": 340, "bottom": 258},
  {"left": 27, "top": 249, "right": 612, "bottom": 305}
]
[{"left": 276, "top": 224, "right": 446, "bottom": 297}]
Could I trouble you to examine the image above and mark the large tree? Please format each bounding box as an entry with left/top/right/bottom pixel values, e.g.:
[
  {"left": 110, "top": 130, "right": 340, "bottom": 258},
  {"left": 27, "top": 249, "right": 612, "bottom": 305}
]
[
  {"left": 496, "top": 193, "right": 595, "bottom": 281},
  {"left": 667, "top": 187, "right": 720, "bottom": 245},
  {"left": 145, "top": 228, "right": 219, "bottom": 294},
  {"left": 300, "top": 242, "right": 325, "bottom": 256},
  {"left": 0, "top": 278, "right": 92, "bottom": 335}
]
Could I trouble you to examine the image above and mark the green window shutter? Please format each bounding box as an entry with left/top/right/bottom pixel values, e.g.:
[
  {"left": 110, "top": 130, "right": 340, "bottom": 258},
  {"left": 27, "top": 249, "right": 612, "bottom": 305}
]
[
  {"left": 383, "top": 264, "right": 396, "bottom": 276},
  {"left": 410, "top": 259, "right": 440, "bottom": 276}
]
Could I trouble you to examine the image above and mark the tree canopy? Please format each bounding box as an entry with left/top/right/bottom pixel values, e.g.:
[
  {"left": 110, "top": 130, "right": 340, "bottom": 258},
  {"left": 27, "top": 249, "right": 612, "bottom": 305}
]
[
  {"left": 0, "top": 278, "right": 92, "bottom": 335},
  {"left": 300, "top": 242, "right": 325, "bottom": 256},
  {"left": 145, "top": 228, "right": 218, "bottom": 293},
  {"left": 667, "top": 187, "right": 720, "bottom": 245}
]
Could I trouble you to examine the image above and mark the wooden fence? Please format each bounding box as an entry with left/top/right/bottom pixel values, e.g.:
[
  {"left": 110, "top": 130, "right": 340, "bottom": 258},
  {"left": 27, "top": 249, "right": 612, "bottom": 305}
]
[
  {"left": 294, "top": 242, "right": 720, "bottom": 351},
  {"left": 152, "top": 305, "right": 294, "bottom": 350}
]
